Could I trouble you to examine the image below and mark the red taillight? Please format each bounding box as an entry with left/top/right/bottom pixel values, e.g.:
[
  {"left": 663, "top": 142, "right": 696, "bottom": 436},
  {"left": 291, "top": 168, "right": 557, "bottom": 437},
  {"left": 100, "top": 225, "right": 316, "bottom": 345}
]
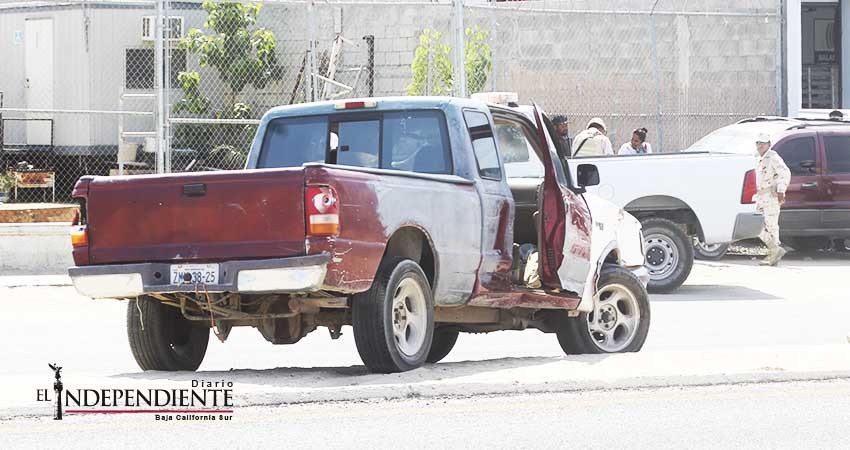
[
  {"left": 306, "top": 186, "right": 340, "bottom": 236},
  {"left": 70, "top": 225, "right": 88, "bottom": 247},
  {"left": 741, "top": 169, "right": 757, "bottom": 204}
]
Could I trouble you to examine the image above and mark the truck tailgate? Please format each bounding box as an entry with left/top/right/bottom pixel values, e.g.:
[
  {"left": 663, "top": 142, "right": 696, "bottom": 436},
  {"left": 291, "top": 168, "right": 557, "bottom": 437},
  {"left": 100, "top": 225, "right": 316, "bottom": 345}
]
[{"left": 85, "top": 168, "right": 306, "bottom": 264}]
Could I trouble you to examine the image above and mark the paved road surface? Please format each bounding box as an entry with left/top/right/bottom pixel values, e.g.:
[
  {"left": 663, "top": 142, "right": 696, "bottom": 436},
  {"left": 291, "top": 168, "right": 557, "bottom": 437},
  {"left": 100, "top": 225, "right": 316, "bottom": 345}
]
[
  {"left": 1, "top": 253, "right": 849, "bottom": 449},
  {"left": 2, "top": 380, "right": 849, "bottom": 450}
]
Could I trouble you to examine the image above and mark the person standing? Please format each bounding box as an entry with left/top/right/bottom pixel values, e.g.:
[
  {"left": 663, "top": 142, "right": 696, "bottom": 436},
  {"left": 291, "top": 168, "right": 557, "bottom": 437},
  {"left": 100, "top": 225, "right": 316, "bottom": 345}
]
[
  {"left": 571, "top": 117, "right": 614, "bottom": 157},
  {"left": 552, "top": 115, "right": 571, "bottom": 156},
  {"left": 755, "top": 133, "right": 791, "bottom": 266},
  {"left": 617, "top": 128, "right": 653, "bottom": 155}
]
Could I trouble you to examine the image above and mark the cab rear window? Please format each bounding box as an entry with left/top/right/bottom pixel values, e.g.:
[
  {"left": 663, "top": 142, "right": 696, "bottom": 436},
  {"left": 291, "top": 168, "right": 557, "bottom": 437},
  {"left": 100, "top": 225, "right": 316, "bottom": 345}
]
[{"left": 258, "top": 110, "right": 452, "bottom": 174}]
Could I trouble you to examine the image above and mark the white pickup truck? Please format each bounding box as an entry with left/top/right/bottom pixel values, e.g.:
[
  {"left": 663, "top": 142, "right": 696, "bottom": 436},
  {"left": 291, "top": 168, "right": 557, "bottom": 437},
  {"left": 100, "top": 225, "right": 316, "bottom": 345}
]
[{"left": 564, "top": 151, "right": 761, "bottom": 292}]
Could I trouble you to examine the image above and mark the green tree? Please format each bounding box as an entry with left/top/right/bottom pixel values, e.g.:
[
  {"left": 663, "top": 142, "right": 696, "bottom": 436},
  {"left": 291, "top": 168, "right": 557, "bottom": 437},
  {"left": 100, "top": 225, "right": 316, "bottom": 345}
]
[
  {"left": 407, "top": 25, "right": 492, "bottom": 96},
  {"left": 173, "top": 1, "right": 283, "bottom": 169}
]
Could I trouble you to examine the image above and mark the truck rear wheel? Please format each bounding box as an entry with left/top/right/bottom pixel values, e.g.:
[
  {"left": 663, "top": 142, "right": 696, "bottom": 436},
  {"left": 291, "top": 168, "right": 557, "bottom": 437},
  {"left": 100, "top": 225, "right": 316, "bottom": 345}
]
[
  {"left": 127, "top": 296, "right": 210, "bottom": 371},
  {"left": 426, "top": 328, "right": 459, "bottom": 363},
  {"left": 556, "top": 265, "right": 650, "bottom": 354},
  {"left": 641, "top": 218, "right": 693, "bottom": 293},
  {"left": 352, "top": 258, "right": 435, "bottom": 373}
]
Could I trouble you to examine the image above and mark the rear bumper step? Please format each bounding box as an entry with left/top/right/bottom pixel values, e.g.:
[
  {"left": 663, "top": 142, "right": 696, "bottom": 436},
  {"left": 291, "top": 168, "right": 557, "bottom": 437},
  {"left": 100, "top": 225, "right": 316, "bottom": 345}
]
[{"left": 69, "top": 253, "right": 331, "bottom": 299}]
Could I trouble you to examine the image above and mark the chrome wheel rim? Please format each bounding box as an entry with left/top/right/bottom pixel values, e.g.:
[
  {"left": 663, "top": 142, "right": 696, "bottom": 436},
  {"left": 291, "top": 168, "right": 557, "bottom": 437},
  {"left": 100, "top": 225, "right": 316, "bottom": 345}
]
[
  {"left": 644, "top": 233, "right": 679, "bottom": 281},
  {"left": 391, "top": 278, "right": 428, "bottom": 357},
  {"left": 587, "top": 283, "right": 641, "bottom": 352}
]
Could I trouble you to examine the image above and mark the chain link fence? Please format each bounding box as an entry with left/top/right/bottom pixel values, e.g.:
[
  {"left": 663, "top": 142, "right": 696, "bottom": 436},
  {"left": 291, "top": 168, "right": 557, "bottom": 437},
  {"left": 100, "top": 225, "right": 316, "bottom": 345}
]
[{"left": 0, "top": 0, "right": 781, "bottom": 203}]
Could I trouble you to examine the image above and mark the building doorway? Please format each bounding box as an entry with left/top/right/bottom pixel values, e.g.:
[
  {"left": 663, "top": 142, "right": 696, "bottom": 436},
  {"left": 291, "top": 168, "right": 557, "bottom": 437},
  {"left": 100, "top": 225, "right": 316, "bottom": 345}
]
[{"left": 802, "top": 2, "right": 841, "bottom": 108}]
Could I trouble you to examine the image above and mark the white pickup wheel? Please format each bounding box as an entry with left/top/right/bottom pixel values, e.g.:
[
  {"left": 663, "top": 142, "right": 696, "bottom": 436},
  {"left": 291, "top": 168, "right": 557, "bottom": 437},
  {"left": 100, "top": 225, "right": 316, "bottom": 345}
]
[
  {"left": 352, "top": 258, "right": 435, "bottom": 373},
  {"left": 641, "top": 217, "right": 694, "bottom": 293},
  {"left": 556, "top": 265, "right": 650, "bottom": 354},
  {"left": 127, "top": 295, "right": 210, "bottom": 371}
]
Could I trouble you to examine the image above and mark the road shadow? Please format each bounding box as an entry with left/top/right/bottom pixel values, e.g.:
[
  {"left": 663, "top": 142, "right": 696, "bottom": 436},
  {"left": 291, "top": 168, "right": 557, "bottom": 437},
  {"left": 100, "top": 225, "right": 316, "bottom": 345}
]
[
  {"left": 112, "top": 353, "right": 615, "bottom": 389},
  {"left": 652, "top": 284, "right": 781, "bottom": 302}
]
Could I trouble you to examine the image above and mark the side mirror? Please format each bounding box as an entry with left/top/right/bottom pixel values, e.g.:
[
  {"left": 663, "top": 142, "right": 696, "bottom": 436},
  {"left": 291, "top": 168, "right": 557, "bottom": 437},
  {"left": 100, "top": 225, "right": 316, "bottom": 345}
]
[
  {"left": 577, "top": 163, "right": 600, "bottom": 187},
  {"left": 800, "top": 160, "right": 816, "bottom": 173}
]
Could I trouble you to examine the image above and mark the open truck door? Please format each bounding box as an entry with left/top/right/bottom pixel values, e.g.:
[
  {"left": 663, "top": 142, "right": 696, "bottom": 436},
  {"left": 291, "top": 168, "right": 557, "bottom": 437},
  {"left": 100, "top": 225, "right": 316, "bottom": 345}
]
[{"left": 531, "top": 103, "right": 592, "bottom": 294}]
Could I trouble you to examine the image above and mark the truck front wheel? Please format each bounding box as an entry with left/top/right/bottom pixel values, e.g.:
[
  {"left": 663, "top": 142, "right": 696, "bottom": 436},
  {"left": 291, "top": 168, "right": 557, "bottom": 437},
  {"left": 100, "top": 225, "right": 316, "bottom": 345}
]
[
  {"left": 556, "top": 265, "right": 650, "bottom": 354},
  {"left": 641, "top": 217, "right": 694, "bottom": 293},
  {"left": 352, "top": 258, "right": 435, "bottom": 373},
  {"left": 127, "top": 296, "right": 210, "bottom": 371}
]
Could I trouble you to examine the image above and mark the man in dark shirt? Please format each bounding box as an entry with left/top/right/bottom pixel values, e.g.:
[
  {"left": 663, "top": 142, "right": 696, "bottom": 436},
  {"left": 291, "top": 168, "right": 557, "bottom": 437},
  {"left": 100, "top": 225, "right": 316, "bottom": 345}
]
[{"left": 552, "top": 115, "right": 571, "bottom": 157}]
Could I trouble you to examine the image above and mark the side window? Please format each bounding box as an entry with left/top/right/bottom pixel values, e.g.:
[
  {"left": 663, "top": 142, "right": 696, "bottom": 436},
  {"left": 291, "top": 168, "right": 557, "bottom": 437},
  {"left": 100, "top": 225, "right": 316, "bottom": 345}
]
[
  {"left": 463, "top": 110, "right": 502, "bottom": 180},
  {"left": 493, "top": 120, "right": 545, "bottom": 179},
  {"left": 382, "top": 111, "right": 451, "bottom": 174},
  {"left": 775, "top": 137, "right": 816, "bottom": 176},
  {"left": 331, "top": 120, "right": 380, "bottom": 168},
  {"left": 823, "top": 135, "right": 850, "bottom": 174}
]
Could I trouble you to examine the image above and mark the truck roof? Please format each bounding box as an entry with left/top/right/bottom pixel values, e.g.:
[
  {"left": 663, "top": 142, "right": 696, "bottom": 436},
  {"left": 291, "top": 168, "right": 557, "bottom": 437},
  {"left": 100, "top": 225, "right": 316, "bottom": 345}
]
[{"left": 261, "top": 96, "right": 489, "bottom": 121}]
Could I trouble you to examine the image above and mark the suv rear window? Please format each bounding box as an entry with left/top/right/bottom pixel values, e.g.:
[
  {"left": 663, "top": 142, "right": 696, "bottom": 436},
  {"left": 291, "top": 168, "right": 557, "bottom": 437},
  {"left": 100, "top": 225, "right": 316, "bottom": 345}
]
[{"left": 259, "top": 110, "right": 451, "bottom": 175}]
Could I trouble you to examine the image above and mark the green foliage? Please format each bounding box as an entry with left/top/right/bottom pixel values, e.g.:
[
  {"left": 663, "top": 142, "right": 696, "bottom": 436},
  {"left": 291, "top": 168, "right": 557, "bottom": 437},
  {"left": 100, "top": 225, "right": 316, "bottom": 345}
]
[
  {"left": 173, "top": 1, "right": 282, "bottom": 170},
  {"left": 407, "top": 25, "right": 492, "bottom": 96},
  {"left": 0, "top": 172, "right": 15, "bottom": 195},
  {"left": 407, "top": 29, "right": 453, "bottom": 96},
  {"left": 464, "top": 25, "right": 492, "bottom": 95}
]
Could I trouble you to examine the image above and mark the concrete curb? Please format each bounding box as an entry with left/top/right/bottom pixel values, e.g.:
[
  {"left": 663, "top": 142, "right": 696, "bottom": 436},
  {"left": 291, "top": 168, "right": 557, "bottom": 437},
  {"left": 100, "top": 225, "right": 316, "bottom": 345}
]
[{"left": 0, "top": 223, "right": 72, "bottom": 275}]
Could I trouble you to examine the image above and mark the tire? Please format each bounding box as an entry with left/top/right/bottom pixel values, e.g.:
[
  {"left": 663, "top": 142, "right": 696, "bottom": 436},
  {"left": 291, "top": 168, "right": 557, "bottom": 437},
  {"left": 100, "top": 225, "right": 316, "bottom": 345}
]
[
  {"left": 426, "top": 328, "right": 459, "bottom": 363},
  {"left": 556, "top": 265, "right": 651, "bottom": 354},
  {"left": 641, "top": 217, "right": 694, "bottom": 293},
  {"left": 127, "top": 296, "right": 210, "bottom": 371},
  {"left": 352, "top": 258, "right": 435, "bottom": 373},
  {"left": 693, "top": 240, "right": 730, "bottom": 261}
]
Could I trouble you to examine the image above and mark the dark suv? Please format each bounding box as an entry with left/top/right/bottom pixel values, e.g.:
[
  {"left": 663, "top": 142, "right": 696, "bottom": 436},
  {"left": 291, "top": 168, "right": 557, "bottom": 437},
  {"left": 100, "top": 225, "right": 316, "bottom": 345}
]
[{"left": 687, "top": 116, "right": 850, "bottom": 251}]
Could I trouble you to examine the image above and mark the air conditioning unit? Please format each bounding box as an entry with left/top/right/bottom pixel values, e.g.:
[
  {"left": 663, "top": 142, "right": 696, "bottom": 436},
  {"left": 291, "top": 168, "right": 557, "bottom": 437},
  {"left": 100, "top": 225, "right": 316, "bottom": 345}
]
[{"left": 141, "top": 16, "right": 184, "bottom": 41}]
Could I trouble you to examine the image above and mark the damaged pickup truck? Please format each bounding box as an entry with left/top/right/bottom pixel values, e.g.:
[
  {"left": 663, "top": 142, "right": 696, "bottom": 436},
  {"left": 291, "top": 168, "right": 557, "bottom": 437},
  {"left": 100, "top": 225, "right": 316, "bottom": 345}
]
[{"left": 68, "top": 97, "right": 650, "bottom": 373}]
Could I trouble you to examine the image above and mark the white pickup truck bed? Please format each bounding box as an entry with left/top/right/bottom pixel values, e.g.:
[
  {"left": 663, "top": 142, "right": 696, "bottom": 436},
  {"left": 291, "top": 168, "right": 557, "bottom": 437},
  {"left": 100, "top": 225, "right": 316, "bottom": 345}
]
[{"left": 566, "top": 151, "right": 763, "bottom": 292}]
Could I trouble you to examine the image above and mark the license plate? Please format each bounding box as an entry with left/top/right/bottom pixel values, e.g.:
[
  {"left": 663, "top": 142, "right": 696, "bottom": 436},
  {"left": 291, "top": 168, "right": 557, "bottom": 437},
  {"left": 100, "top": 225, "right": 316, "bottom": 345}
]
[{"left": 170, "top": 264, "right": 219, "bottom": 285}]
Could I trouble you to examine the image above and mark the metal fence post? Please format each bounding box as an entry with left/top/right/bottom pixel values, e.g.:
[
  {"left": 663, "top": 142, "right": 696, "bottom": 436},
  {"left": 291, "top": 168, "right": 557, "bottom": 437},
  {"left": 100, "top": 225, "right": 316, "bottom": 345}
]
[
  {"left": 163, "top": 0, "right": 172, "bottom": 173},
  {"left": 306, "top": 1, "right": 317, "bottom": 102},
  {"left": 649, "top": 1, "right": 663, "bottom": 153},
  {"left": 154, "top": 0, "right": 165, "bottom": 173},
  {"left": 453, "top": 0, "right": 466, "bottom": 98}
]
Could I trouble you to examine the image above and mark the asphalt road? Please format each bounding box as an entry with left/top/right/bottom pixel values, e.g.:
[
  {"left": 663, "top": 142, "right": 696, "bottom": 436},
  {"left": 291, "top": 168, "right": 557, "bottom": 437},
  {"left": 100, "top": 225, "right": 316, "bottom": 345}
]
[
  {"left": 1, "top": 252, "right": 849, "bottom": 449},
  {"left": 2, "top": 379, "right": 849, "bottom": 450}
]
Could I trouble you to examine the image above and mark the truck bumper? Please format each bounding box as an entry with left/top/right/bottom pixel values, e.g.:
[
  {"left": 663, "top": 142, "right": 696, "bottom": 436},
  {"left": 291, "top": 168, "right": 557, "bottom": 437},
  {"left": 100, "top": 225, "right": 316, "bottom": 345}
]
[
  {"left": 732, "top": 213, "right": 764, "bottom": 241},
  {"left": 68, "top": 253, "right": 331, "bottom": 299}
]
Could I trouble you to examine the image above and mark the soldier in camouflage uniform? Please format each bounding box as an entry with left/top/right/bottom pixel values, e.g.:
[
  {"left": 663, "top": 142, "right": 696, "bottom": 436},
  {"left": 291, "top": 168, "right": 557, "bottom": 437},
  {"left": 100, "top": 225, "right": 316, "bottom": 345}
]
[{"left": 755, "top": 133, "right": 791, "bottom": 266}]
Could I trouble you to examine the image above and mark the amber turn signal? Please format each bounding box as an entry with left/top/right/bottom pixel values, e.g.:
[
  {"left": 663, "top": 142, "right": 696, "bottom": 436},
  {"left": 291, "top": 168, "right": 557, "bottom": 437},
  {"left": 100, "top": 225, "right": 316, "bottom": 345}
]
[{"left": 70, "top": 225, "right": 88, "bottom": 247}]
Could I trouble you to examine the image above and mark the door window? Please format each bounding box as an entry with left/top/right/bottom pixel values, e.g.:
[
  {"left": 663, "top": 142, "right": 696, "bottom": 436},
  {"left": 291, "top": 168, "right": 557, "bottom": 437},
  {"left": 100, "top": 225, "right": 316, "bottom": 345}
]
[
  {"left": 823, "top": 135, "right": 850, "bottom": 174},
  {"left": 463, "top": 110, "right": 502, "bottom": 180},
  {"left": 774, "top": 137, "right": 816, "bottom": 176}
]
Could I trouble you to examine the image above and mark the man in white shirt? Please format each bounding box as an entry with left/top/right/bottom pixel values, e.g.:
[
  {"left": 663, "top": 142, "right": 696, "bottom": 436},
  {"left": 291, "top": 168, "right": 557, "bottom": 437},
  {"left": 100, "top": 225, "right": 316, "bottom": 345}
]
[{"left": 571, "top": 117, "right": 614, "bottom": 157}]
